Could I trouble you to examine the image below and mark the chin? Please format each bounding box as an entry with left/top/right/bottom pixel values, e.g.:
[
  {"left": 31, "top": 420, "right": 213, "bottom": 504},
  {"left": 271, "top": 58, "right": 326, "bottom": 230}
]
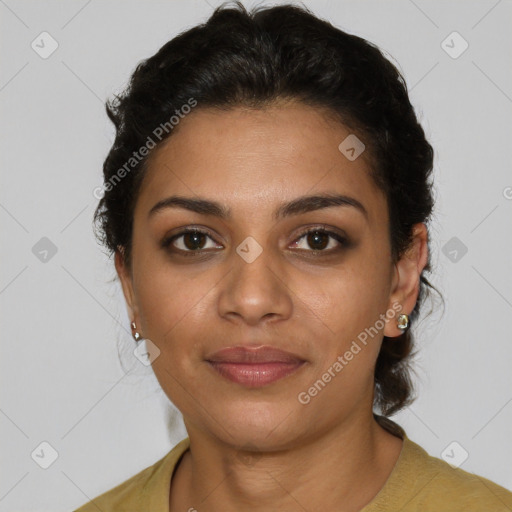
[{"left": 206, "top": 401, "right": 308, "bottom": 450}]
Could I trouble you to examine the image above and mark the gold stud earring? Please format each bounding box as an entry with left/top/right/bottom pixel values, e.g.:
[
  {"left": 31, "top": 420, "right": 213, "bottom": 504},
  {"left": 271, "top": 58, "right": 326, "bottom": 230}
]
[
  {"left": 131, "top": 321, "right": 141, "bottom": 342},
  {"left": 397, "top": 313, "right": 410, "bottom": 331}
]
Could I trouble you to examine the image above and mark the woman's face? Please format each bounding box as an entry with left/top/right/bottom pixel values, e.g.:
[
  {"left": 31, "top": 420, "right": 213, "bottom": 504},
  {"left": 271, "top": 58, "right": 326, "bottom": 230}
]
[{"left": 117, "top": 102, "right": 424, "bottom": 450}]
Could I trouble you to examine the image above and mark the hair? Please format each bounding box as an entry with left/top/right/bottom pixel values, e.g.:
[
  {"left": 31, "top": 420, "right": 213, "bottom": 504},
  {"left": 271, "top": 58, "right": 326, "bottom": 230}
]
[{"left": 94, "top": 1, "right": 441, "bottom": 418}]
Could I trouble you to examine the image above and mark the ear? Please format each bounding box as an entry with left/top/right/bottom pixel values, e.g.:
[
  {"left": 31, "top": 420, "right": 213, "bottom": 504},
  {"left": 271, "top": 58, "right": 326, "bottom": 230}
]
[
  {"left": 115, "top": 248, "right": 139, "bottom": 325},
  {"left": 384, "top": 223, "right": 429, "bottom": 338}
]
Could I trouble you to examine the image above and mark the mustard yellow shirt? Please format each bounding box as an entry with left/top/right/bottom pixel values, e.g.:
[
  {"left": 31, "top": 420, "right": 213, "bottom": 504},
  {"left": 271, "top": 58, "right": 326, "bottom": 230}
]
[{"left": 73, "top": 421, "right": 512, "bottom": 511}]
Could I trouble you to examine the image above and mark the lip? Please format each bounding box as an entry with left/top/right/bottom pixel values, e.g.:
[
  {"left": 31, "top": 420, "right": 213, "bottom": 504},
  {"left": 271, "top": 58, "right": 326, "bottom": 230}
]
[{"left": 206, "top": 346, "right": 306, "bottom": 387}]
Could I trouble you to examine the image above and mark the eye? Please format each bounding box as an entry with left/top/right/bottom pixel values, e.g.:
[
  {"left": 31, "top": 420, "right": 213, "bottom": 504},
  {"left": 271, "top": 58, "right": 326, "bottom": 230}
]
[
  {"left": 161, "top": 226, "right": 349, "bottom": 257},
  {"left": 290, "top": 227, "right": 348, "bottom": 252},
  {"left": 162, "top": 228, "right": 223, "bottom": 254}
]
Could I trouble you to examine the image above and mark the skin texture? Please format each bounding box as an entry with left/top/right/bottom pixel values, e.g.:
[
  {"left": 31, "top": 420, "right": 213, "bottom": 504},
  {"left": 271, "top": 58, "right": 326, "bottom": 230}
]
[{"left": 116, "top": 102, "right": 428, "bottom": 511}]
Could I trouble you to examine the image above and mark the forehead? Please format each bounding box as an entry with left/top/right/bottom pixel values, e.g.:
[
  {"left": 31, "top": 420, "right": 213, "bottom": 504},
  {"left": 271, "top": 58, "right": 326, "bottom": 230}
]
[{"left": 136, "top": 103, "right": 386, "bottom": 223}]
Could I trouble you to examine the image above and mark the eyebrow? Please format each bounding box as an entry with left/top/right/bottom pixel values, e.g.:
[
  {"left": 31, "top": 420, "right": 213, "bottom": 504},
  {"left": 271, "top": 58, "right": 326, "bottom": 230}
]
[{"left": 148, "top": 193, "right": 368, "bottom": 221}]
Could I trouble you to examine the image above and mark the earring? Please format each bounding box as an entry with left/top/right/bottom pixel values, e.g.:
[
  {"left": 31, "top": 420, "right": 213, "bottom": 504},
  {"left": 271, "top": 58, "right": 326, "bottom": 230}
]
[
  {"left": 397, "top": 313, "right": 410, "bottom": 331},
  {"left": 131, "top": 321, "right": 142, "bottom": 342}
]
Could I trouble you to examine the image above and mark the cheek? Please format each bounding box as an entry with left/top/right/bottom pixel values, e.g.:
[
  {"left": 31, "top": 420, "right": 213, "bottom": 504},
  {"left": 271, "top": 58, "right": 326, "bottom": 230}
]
[
  {"left": 296, "top": 261, "right": 389, "bottom": 339},
  {"left": 291, "top": 264, "right": 391, "bottom": 393},
  {"left": 133, "top": 256, "right": 217, "bottom": 348},
  {"left": 296, "top": 275, "right": 386, "bottom": 399},
  {"left": 134, "top": 267, "right": 216, "bottom": 412}
]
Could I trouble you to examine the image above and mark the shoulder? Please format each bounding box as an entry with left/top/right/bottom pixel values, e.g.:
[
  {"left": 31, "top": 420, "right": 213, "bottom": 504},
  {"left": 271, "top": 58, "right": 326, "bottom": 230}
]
[
  {"left": 72, "top": 438, "right": 190, "bottom": 512},
  {"left": 397, "top": 436, "right": 512, "bottom": 511}
]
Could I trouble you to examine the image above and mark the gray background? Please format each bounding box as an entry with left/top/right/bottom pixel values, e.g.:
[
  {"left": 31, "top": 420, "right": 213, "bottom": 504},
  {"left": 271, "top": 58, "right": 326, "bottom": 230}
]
[{"left": 1, "top": 0, "right": 511, "bottom": 510}]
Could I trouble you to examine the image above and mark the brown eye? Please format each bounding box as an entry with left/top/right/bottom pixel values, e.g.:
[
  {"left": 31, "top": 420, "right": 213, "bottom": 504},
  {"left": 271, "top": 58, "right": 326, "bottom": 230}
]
[
  {"left": 306, "top": 231, "right": 329, "bottom": 250},
  {"left": 162, "top": 229, "right": 223, "bottom": 253},
  {"left": 182, "top": 231, "right": 207, "bottom": 250},
  {"left": 291, "top": 228, "right": 348, "bottom": 253}
]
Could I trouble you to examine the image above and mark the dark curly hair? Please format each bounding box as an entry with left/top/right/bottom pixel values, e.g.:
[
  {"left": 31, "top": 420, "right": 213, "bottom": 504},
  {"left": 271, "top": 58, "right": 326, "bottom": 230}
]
[{"left": 94, "top": 1, "right": 441, "bottom": 418}]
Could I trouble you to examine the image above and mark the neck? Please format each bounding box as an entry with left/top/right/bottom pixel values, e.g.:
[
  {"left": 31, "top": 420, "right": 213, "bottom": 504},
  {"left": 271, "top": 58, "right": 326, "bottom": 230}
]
[{"left": 170, "top": 412, "right": 403, "bottom": 512}]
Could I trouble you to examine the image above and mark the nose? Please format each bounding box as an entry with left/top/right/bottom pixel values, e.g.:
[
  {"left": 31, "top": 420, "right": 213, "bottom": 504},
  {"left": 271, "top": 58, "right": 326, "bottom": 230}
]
[{"left": 217, "top": 242, "right": 293, "bottom": 327}]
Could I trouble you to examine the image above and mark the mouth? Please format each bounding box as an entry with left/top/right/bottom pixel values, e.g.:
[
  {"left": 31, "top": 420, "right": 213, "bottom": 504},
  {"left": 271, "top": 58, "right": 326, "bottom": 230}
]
[{"left": 205, "top": 346, "right": 307, "bottom": 388}]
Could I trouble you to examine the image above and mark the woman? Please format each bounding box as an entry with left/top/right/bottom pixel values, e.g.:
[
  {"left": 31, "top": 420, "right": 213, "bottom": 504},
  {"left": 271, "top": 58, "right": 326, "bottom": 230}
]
[{"left": 75, "top": 2, "right": 512, "bottom": 511}]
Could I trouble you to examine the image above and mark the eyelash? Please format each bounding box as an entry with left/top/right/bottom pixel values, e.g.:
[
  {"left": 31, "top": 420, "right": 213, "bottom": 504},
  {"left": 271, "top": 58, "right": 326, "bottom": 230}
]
[{"left": 161, "top": 226, "right": 349, "bottom": 257}]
